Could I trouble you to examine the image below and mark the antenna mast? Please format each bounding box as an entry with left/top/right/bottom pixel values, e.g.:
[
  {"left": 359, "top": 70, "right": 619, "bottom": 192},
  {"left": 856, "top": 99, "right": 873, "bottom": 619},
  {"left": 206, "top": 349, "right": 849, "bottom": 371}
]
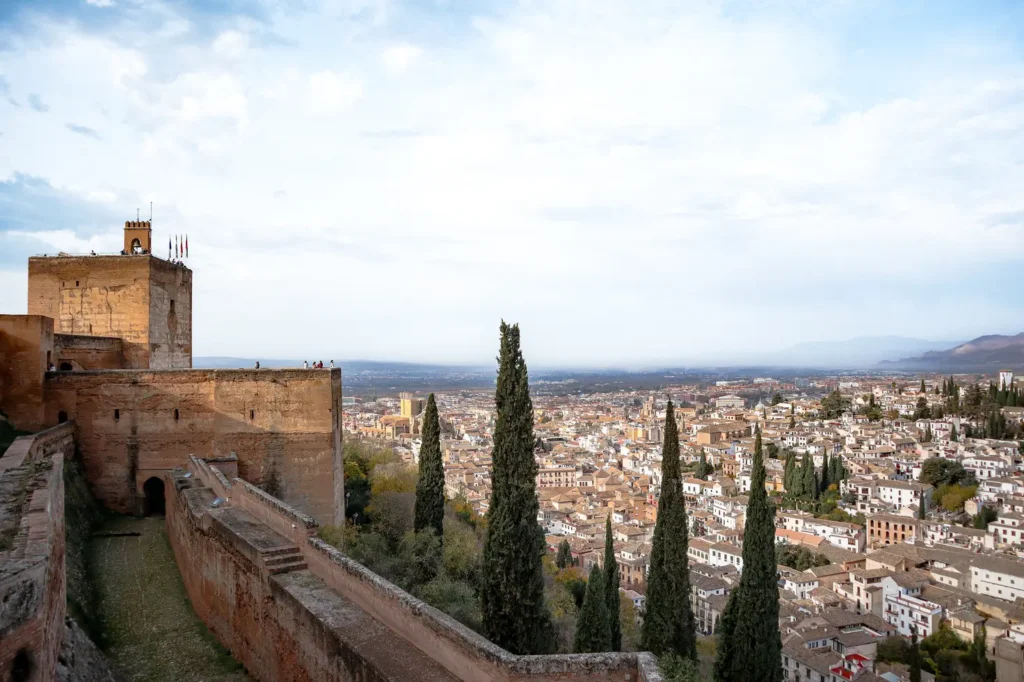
[{"left": 150, "top": 202, "right": 153, "bottom": 221}]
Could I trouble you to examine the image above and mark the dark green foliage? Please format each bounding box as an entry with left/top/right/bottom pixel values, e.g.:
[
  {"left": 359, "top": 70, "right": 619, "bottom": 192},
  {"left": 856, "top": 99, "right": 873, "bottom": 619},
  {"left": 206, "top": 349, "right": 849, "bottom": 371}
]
[
  {"left": 604, "top": 515, "right": 622, "bottom": 651},
  {"left": 950, "top": 423, "right": 958, "bottom": 442},
  {"left": 771, "top": 393, "right": 783, "bottom": 406},
  {"left": 819, "top": 453, "right": 830, "bottom": 492},
  {"left": 660, "top": 653, "right": 706, "bottom": 682},
  {"left": 574, "top": 563, "right": 611, "bottom": 653},
  {"left": 695, "top": 451, "right": 712, "bottom": 480},
  {"left": 914, "top": 396, "right": 931, "bottom": 420},
  {"left": 920, "top": 457, "right": 970, "bottom": 487},
  {"left": 819, "top": 390, "right": 850, "bottom": 419},
  {"left": 414, "top": 394, "right": 446, "bottom": 545},
  {"left": 877, "top": 636, "right": 910, "bottom": 663},
  {"left": 919, "top": 494, "right": 927, "bottom": 520},
  {"left": 776, "top": 544, "right": 831, "bottom": 571},
  {"left": 909, "top": 630, "right": 922, "bottom": 682},
  {"left": 973, "top": 505, "right": 997, "bottom": 529},
  {"left": 783, "top": 453, "right": 796, "bottom": 493},
  {"left": 481, "top": 321, "right": 554, "bottom": 654},
  {"left": 641, "top": 401, "right": 697, "bottom": 660},
  {"left": 713, "top": 427, "right": 782, "bottom": 682},
  {"left": 556, "top": 539, "right": 574, "bottom": 569},
  {"left": 920, "top": 379, "right": 926, "bottom": 393},
  {"left": 800, "top": 452, "right": 817, "bottom": 500}
]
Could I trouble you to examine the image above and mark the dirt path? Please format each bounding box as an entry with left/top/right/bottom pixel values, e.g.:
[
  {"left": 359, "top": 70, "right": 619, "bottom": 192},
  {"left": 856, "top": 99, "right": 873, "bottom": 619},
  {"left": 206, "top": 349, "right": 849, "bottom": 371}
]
[{"left": 89, "top": 515, "right": 251, "bottom": 682}]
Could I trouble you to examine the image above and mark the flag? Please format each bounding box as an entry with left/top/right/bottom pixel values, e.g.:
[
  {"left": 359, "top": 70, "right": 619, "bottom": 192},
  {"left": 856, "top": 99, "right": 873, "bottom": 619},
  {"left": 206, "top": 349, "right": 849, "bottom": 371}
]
[
  {"left": 168, "top": 236, "right": 171, "bottom": 259},
  {"left": 175, "top": 235, "right": 179, "bottom": 258},
  {"left": 185, "top": 234, "right": 189, "bottom": 258}
]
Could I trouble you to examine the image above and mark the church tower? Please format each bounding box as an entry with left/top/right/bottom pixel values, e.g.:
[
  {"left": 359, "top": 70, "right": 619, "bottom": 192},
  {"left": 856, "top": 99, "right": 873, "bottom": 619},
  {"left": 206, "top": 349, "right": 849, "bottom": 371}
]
[{"left": 124, "top": 220, "right": 152, "bottom": 254}]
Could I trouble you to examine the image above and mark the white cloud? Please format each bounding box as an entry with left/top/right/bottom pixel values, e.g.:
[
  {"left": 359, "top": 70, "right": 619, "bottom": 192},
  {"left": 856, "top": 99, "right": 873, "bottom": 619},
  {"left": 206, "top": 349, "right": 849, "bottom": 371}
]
[
  {"left": 305, "top": 70, "right": 363, "bottom": 115},
  {"left": 1, "top": 1, "right": 1023, "bottom": 363},
  {"left": 85, "top": 0, "right": 114, "bottom": 7},
  {"left": 381, "top": 43, "right": 422, "bottom": 73}
]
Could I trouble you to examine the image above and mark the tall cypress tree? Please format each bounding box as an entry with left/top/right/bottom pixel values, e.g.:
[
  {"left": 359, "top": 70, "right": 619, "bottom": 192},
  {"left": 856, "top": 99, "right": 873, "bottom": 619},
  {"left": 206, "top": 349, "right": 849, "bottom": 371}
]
[
  {"left": 800, "top": 452, "right": 815, "bottom": 499},
  {"left": 640, "top": 401, "right": 697, "bottom": 659},
  {"left": 574, "top": 563, "right": 611, "bottom": 653},
  {"left": 481, "top": 322, "right": 554, "bottom": 654},
  {"left": 556, "top": 539, "right": 573, "bottom": 569},
  {"left": 414, "top": 393, "right": 445, "bottom": 542},
  {"left": 820, "top": 453, "right": 831, "bottom": 491},
  {"left": 783, "top": 453, "right": 795, "bottom": 493},
  {"left": 713, "top": 427, "right": 782, "bottom": 682},
  {"left": 604, "top": 515, "right": 622, "bottom": 651}
]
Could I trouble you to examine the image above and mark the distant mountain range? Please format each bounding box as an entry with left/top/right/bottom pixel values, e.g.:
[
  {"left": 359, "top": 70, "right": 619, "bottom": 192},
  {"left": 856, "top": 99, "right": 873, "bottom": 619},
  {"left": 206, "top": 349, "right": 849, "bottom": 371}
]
[
  {"left": 880, "top": 333, "right": 1024, "bottom": 370},
  {"left": 755, "top": 336, "right": 961, "bottom": 369}
]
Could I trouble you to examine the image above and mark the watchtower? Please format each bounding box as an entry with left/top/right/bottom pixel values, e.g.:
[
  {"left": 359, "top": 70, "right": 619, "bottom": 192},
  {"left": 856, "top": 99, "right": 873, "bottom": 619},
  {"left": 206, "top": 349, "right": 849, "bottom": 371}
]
[{"left": 124, "top": 220, "right": 152, "bottom": 254}]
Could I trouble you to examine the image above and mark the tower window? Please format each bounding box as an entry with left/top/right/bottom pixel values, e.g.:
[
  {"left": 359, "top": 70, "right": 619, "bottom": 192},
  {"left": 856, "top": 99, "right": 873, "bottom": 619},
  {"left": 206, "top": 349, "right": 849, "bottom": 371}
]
[
  {"left": 170, "top": 299, "right": 175, "bottom": 314},
  {"left": 114, "top": 409, "right": 120, "bottom": 421},
  {"left": 174, "top": 409, "right": 179, "bottom": 421},
  {"left": 250, "top": 410, "right": 255, "bottom": 420},
  {"left": 75, "top": 280, "right": 79, "bottom": 287}
]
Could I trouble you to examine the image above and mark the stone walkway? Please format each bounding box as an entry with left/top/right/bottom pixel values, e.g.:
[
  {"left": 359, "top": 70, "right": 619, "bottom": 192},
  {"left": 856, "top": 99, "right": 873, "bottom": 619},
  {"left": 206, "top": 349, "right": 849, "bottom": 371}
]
[{"left": 89, "top": 515, "right": 251, "bottom": 682}]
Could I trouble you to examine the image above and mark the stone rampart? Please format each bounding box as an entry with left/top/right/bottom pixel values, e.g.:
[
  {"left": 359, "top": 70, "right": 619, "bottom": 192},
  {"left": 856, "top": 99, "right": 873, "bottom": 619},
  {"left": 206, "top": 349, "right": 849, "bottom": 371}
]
[
  {"left": 45, "top": 368, "right": 343, "bottom": 523},
  {"left": 53, "top": 333, "right": 127, "bottom": 371},
  {"left": 166, "top": 459, "right": 662, "bottom": 682},
  {"left": 0, "top": 422, "right": 74, "bottom": 681}
]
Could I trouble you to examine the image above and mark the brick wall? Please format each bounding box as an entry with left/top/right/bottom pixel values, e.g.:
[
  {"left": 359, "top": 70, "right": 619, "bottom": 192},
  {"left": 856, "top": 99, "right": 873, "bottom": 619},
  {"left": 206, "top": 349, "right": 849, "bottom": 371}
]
[
  {"left": 0, "top": 314, "right": 53, "bottom": 431},
  {"left": 0, "top": 423, "right": 74, "bottom": 682},
  {"left": 45, "top": 368, "right": 343, "bottom": 523}
]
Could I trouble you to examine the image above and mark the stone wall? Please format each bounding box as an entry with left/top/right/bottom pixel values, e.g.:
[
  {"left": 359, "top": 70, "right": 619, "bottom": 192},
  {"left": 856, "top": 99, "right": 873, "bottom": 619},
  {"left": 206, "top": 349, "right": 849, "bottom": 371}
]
[
  {"left": 0, "top": 422, "right": 74, "bottom": 682},
  {"left": 27, "top": 255, "right": 192, "bottom": 369},
  {"left": 167, "top": 458, "right": 663, "bottom": 682},
  {"left": 0, "top": 315, "right": 53, "bottom": 431},
  {"left": 45, "top": 368, "right": 343, "bottom": 523},
  {"left": 53, "top": 334, "right": 127, "bottom": 371}
]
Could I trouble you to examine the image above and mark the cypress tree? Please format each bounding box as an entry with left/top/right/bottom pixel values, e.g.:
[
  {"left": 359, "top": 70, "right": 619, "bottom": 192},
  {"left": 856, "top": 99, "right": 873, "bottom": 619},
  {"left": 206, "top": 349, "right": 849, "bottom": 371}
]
[
  {"left": 556, "top": 539, "right": 573, "bottom": 569},
  {"left": 574, "top": 563, "right": 611, "bottom": 653},
  {"left": 918, "top": 493, "right": 926, "bottom": 520},
  {"left": 696, "top": 450, "right": 711, "bottom": 480},
  {"left": 920, "top": 378, "right": 926, "bottom": 393},
  {"left": 481, "top": 321, "right": 554, "bottom": 654},
  {"left": 414, "top": 393, "right": 446, "bottom": 542},
  {"left": 640, "top": 401, "right": 697, "bottom": 659},
  {"left": 951, "top": 424, "right": 958, "bottom": 442},
  {"left": 783, "top": 453, "right": 795, "bottom": 493},
  {"left": 604, "top": 515, "right": 622, "bottom": 651},
  {"left": 713, "top": 427, "right": 782, "bottom": 682},
  {"left": 800, "top": 452, "right": 815, "bottom": 499},
  {"left": 909, "top": 629, "right": 922, "bottom": 682},
  {"left": 820, "top": 453, "right": 831, "bottom": 491}
]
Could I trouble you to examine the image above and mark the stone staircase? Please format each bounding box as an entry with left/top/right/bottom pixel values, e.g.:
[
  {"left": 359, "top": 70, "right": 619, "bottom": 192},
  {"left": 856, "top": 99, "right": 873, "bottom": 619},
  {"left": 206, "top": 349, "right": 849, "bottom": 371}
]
[{"left": 261, "top": 545, "right": 307, "bottom": 575}]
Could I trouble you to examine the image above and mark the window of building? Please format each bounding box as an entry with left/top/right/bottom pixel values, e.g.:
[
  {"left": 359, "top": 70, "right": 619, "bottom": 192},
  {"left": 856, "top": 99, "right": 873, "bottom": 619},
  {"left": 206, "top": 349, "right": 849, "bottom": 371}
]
[
  {"left": 174, "top": 408, "right": 179, "bottom": 421},
  {"left": 114, "top": 409, "right": 119, "bottom": 421}
]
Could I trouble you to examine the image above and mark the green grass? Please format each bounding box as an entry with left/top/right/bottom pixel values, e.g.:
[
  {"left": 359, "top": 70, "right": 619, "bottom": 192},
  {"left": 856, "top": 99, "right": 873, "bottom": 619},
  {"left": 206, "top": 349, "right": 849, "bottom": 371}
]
[{"left": 88, "top": 515, "right": 250, "bottom": 682}]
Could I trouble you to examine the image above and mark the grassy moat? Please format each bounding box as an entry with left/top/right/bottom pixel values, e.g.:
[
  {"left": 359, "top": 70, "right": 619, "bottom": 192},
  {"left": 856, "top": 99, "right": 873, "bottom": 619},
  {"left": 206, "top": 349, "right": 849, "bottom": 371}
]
[{"left": 88, "top": 515, "right": 250, "bottom": 682}]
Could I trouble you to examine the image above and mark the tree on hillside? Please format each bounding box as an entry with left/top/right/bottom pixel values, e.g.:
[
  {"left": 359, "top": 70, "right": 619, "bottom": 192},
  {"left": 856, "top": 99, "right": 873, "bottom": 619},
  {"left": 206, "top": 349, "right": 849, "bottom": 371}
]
[
  {"left": 574, "top": 563, "right": 611, "bottom": 653},
  {"left": 714, "top": 426, "right": 782, "bottom": 682},
  {"left": 771, "top": 393, "right": 783, "bottom": 406},
  {"left": 481, "top": 321, "right": 554, "bottom": 654},
  {"left": 919, "top": 457, "right": 969, "bottom": 488},
  {"left": 640, "top": 401, "right": 697, "bottom": 660},
  {"left": 820, "top": 390, "right": 850, "bottom": 419},
  {"left": 556, "top": 539, "right": 574, "bottom": 569},
  {"left": 909, "top": 629, "right": 922, "bottom": 682},
  {"left": 783, "top": 453, "right": 796, "bottom": 494},
  {"left": 800, "top": 452, "right": 817, "bottom": 500},
  {"left": 604, "top": 515, "right": 622, "bottom": 651},
  {"left": 695, "top": 451, "right": 712, "bottom": 480},
  {"left": 920, "top": 379, "right": 926, "bottom": 393},
  {"left": 913, "top": 396, "right": 931, "bottom": 420},
  {"left": 950, "top": 423, "right": 958, "bottom": 442},
  {"left": 414, "top": 393, "right": 446, "bottom": 545}
]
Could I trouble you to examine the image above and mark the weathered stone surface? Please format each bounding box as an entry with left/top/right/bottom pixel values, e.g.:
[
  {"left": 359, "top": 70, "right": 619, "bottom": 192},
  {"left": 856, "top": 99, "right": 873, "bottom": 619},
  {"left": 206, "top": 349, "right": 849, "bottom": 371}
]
[
  {"left": 45, "top": 368, "right": 343, "bottom": 523},
  {"left": 56, "top": 616, "right": 120, "bottom": 682}
]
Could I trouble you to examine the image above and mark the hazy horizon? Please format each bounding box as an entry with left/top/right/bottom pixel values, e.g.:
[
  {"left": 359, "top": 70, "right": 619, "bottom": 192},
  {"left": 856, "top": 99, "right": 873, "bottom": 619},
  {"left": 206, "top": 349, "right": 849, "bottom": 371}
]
[{"left": 3, "top": 0, "right": 1024, "bottom": 365}]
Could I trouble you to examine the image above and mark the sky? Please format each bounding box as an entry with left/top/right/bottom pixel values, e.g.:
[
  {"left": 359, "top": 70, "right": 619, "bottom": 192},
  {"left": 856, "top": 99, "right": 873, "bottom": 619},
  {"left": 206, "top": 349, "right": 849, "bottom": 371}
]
[{"left": 1, "top": 0, "right": 1024, "bottom": 367}]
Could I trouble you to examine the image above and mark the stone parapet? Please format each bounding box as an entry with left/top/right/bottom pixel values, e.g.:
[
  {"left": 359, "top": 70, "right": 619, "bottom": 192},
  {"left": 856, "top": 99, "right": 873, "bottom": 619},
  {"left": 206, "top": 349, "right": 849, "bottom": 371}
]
[{"left": 0, "top": 422, "right": 74, "bottom": 681}]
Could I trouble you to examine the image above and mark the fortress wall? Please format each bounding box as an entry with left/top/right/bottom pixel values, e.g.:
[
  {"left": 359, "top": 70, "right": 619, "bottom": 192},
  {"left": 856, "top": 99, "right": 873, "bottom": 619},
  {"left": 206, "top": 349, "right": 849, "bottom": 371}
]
[
  {"left": 45, "top": 368, "right": 343, "bottom": 523},
  {"left": 53, "top": 334, "right": 127, "bottom": 370},
  {"left": 0, "top": 315, "right": 52, "bottom": 431},
  {"left": 174, "top": 459, "right": 660, "bottom": 682},
  {"left": 28, "top": 256, "right": 153, "bottom": 368},
  {"left": 148, "top": 259, "right": 192, "bottom": 369},
  {"left": 0, "top": 423, "right": 74, "bottom": 682}
]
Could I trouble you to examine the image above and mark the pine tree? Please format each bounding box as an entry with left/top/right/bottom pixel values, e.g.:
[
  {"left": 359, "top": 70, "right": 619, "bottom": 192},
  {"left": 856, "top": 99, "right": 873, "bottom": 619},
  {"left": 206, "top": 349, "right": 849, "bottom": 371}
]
[
  {"left": 414, "top": 393, "right": 446, "bottom": 543},
  {"left": 556, "top": 539, "right": 573, "bottom": 569},
  {"left": 481, "top": 321, "right": 554, "bottom": 654},
  {"left": 574, "top": 563, "right": 611, "bottom": 653},
  {"left": 713, "top": 427, "right": 782, "bottom": 682},
  {"left": 604, "top": 515, "right": 622, "bottom": 651},
  {"left": 640, "top": 401, "right": 697, "bottom": 659}
]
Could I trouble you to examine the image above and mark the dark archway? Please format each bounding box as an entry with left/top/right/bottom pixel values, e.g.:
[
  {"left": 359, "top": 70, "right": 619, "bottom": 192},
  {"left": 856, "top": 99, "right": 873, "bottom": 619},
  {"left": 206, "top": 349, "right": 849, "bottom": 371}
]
[
  {"left": 143, "top": 477, "right": 165, "bottom": 516},
  {"left": 57, "top": 411, "right": 68, "bottom": 424},
  {"left": 59, "top": 362, "right": 73, "bottom": 371}
]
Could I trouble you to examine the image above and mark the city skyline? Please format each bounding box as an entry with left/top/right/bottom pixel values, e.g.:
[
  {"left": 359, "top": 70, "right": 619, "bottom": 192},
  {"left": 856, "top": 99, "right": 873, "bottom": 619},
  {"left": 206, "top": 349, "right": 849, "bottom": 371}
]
[{"left": 2, "top": 0, "right": 1024, "bottom": 365}]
